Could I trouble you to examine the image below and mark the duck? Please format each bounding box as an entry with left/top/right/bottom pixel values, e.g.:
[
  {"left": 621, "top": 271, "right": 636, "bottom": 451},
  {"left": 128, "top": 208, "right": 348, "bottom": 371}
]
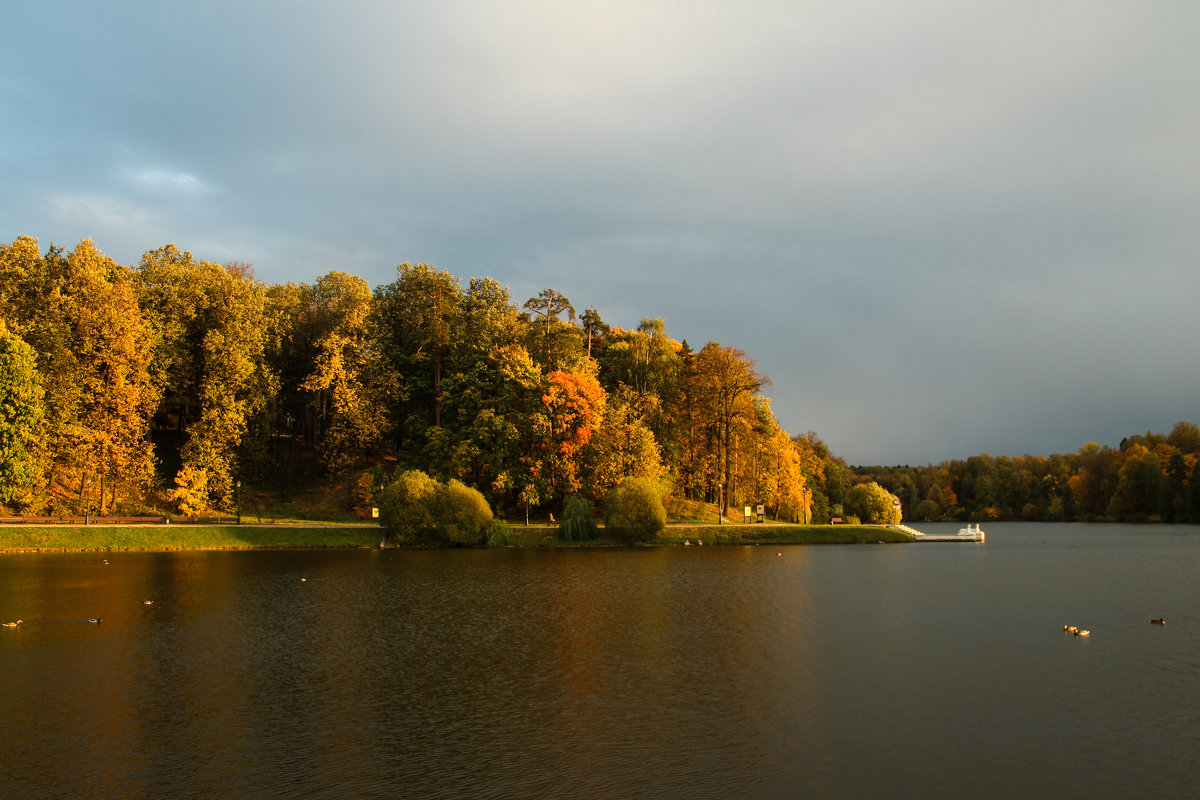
[
  {"left": 1150, "top": 617, "right": 1166, "bottom": 625},
  {"left": 142, "top": 600, "right": 154, "bottom": 605},
  {"left": 88, "top": 618, "right": 102, "bottom": 624},
  {"left": 2, "top": 620, "right": 21, "bottom": 628},
  {"left": 1078, "top": 630, "right": 1091, "bottom": 637}
]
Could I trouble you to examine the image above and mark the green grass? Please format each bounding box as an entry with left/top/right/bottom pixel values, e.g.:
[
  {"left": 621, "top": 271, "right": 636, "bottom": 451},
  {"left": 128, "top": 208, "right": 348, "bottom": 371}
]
[
  {"left": 0, "top": 521, "right": 911, "bottom": 552},
  {"left": 490, "top": 523, "right": 913, "bottom": 547},
  {"left": 654, "top": 524, "right": 912, "bottom": 545},
  {"left": 0, "top": 524, "right": 381, "bottom": 552}
]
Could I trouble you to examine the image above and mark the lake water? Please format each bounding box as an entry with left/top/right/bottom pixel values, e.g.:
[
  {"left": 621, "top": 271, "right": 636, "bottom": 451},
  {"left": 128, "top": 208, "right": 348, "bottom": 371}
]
[{"left": 1, "top": 522, "right": 1197, "bottom": 799}]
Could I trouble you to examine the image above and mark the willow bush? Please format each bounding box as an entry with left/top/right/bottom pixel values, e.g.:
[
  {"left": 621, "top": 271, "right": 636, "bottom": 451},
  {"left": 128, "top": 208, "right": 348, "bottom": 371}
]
[{"left": 558, "top": 495, "right": 597, "bottom": 542}]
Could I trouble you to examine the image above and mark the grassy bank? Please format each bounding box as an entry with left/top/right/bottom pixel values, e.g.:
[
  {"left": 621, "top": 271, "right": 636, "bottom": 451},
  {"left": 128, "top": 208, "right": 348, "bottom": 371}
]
[
  {"left": 494, "top": 523, "right": 912, "bottom": 547},
  {"left": 0, "top": 522, "right": 912, "bottom": 552},
  {"left": 0, "top": 524, "right": 382, "bottom": 552},
  {"left": 654, "top": 524, "right": 912, "bottom": 545}
]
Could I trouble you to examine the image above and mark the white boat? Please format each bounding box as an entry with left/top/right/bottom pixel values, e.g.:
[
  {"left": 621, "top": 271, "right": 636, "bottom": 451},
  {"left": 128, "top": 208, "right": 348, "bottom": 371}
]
[{"left": 957, "top": 523, "right": 985, "bottom": 540}]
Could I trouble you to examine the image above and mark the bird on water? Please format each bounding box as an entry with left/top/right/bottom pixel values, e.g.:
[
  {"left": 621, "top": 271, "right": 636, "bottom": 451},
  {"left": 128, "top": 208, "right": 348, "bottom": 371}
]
[
  {"left": 88, "top": 618, "right": 102, "bottom": 624},
  {"left": 2, "top": 620, "right": 21, "bottom": 628}
]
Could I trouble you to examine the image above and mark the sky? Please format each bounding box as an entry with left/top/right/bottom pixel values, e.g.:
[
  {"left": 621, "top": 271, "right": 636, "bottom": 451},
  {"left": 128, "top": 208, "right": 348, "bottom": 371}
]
[{"left": 4, "top": 0, "right": 1198, "bottom": 465}]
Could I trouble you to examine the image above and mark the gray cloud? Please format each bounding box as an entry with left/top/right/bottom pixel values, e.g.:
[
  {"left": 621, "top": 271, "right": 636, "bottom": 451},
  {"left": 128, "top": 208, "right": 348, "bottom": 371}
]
[{"left": 4, "top": 0, "right": 1198, "bottom": 464}]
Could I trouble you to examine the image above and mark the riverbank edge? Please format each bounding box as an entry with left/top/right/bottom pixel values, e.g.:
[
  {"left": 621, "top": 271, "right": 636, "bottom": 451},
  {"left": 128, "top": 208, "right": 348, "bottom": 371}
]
[{"left": 0, "top": 523, "right": 913, "bottom": 552}]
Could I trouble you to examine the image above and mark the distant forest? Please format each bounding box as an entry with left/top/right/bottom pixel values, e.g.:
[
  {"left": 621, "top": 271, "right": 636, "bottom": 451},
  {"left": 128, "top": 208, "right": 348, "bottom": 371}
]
[
  {"left": 856, "top": 422, "right": 1200, "bottom": 523},
  {"left": 2, "top": 236, "right": 1196, "bottom": 525}
]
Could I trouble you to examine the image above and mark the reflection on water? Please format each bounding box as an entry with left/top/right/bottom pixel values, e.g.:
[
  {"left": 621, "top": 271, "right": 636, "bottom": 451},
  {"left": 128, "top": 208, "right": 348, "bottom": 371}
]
[{"left": 1, "top": 524, "right": 1198, "bottom": 798}]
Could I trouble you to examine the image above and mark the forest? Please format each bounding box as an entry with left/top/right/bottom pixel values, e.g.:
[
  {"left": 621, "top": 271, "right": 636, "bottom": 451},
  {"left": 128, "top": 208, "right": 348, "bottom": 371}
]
[
  {"left": 2, "top": 236, "right": 1196, "bottom": 526},
  {"left": 0, "top": 236, "right": 825, "bottom": 523},
  {"left": 856, "top": 421, "right": 1200, "bottom": 524}
]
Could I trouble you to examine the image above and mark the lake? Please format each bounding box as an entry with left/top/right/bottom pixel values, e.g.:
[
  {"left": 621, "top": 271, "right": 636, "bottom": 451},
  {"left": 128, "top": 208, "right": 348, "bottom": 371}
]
[{"left": 1, "top": 522, "right": 1197, "bottom": 799}]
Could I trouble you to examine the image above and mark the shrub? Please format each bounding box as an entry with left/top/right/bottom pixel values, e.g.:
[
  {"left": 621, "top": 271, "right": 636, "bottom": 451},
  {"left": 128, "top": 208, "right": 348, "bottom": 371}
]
[
  {"left": 558, "top": 495, "right": 597, "bottom": 542},
  {"left": 377, "top": 469, "right": 438, "bottom": 542},
  {"left": 485, "top": 519, "right": 513, "bottom": 547},
  {"left": 603, "top": 477, "right": 666, "bottom": 544},
  {"left": 432, "top": 479, "right": 494, "bottom": 545},
  {"left": 844, "top": 482, "right": 902, "bottom": 525}
]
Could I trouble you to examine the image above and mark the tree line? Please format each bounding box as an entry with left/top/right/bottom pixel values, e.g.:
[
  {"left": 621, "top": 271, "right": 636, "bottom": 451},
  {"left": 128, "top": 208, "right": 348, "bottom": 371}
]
[
  {"left": 1, "top": 236, "right": 847, "bottom": 522},
  {"left": 855, "top": 421, "right": 1200, "bottom": 523}
]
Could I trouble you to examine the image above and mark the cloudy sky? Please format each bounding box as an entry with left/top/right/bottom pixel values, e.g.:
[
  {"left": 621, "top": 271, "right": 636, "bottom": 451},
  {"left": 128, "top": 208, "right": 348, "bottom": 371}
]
[{"left": 4, "top": 1, "right": 1198, "bottom": 465}]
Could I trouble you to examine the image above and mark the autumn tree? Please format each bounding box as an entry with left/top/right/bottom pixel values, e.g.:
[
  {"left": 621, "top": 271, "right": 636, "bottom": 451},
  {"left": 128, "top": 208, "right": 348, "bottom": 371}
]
[
  {"left": 582, "top": 393, "right": 665, "bottom": 505},
  {"left": 66, "top": 241, "right": 159, "bottom": 512},
  {"left": 688, "top": 342, "right": 769, "bottom": 515},
  {"left": 531, "top": 368, "right": 606, "bottom": 505},
  {"left": 1, "top": 239, "right": 159, "bottom": 512},
  {"left": 297, "top": 271, "right": 387, "bottom": 477},
  {"left": 136, "top": 246, "right": 268, "bottom": 510}
]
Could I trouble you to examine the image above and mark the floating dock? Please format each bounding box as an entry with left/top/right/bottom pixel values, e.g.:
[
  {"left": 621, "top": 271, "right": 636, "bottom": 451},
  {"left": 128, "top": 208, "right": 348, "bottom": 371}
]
[{"left": 893, "top": 524, "right": 985, "bottom": 543}]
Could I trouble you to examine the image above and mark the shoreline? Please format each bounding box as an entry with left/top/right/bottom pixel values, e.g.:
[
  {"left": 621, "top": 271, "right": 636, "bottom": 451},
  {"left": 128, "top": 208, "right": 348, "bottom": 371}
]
[{"left": 0, "top": 523, "right": 913, "bottom": 552}]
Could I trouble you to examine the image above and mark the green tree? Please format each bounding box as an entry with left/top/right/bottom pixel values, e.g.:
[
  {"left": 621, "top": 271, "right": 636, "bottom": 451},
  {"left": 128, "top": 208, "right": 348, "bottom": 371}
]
[
  {"left": 1107, "top": 444, "right": 1163, "bottom": 520},
  {"left": 0, "top": 321, "right": 45, "bottom": 506},
  {"left": 603, "top": 476, "right": 666, "bottom": 544},
  {"left": 913, "top": 499, "right": 942, "bottom": 521},
  {"left": 1166, "top": 421, "right": 1200, "bottom": 454},
  {"left": 558, "top": 494, "right": 597, "bottom": 541},
  {"left": 377, "top": 469, "right": 439, "bottom": 542},
  {"left": 580, "top": 307, "right": 611, "bottom": 359},
  {"left": 372, "top": 264, "right": 461, "bottom": 440},
  {"left": 1189, "top": 458, "right": 1200, "bottom": 524},
  {"left": 597, "top": 318, "right": 683, "bottom": 465},
  {"left": 522, "top": 289, "right": 582, "bottom": 370},
  {"left": 428, "top": 343, "right": 543, "bottom": 508},
  {"left": 431, "top": 479, "right": 494, "bottom": 545},
  {"left": 845, "top": 482, "right": 902, "bottom": 525}
]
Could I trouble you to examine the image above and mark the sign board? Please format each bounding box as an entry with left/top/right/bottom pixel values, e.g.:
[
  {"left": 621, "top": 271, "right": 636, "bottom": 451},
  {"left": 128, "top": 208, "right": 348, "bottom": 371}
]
[
  {"left": 371, "top": 507, "right": 379, "bottom": 518},
  {"left": 756, "top": 505, "right": 764, "bottom": 515}
]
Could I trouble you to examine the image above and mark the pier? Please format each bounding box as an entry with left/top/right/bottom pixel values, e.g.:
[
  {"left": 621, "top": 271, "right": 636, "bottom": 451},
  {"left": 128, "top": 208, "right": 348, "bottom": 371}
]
[{"left": 893, "top": 524, "right": 985, "bottom": 543}]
